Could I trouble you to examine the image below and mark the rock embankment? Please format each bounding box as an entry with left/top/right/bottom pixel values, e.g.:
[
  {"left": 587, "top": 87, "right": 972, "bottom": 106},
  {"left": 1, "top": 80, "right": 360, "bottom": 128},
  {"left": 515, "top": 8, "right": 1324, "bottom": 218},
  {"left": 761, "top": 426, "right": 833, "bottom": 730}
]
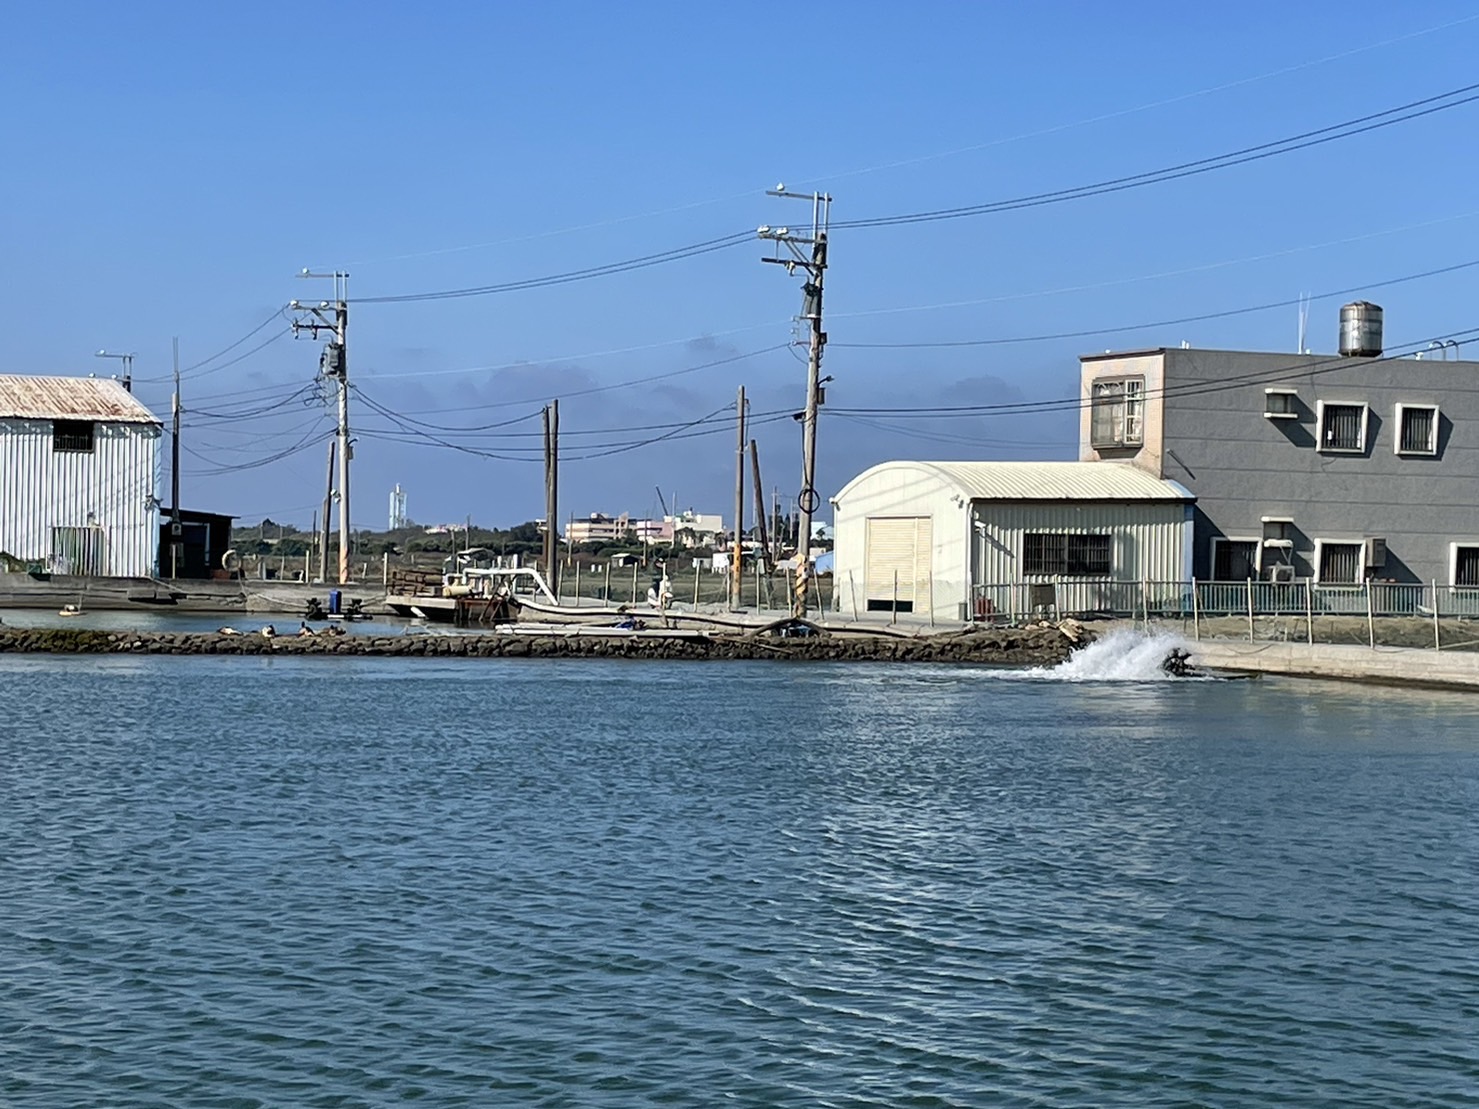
[{"left": 0, "top": 624, "right": 1086, "bottom": 665}]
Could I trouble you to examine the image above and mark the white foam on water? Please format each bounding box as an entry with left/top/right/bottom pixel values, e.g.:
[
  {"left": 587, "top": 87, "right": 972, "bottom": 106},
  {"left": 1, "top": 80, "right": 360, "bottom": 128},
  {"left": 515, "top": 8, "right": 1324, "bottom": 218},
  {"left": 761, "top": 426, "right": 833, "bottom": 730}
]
[{"left": 993, "top": 627, "right": 1194, "bottom": 683}]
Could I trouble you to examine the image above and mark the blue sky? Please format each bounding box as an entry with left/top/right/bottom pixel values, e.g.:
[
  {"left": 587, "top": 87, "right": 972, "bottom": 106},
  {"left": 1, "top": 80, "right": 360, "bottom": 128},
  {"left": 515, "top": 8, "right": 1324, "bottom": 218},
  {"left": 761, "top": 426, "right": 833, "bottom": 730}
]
[{"left": 4, "top": 2, "right": 1479, "bottom": 531}]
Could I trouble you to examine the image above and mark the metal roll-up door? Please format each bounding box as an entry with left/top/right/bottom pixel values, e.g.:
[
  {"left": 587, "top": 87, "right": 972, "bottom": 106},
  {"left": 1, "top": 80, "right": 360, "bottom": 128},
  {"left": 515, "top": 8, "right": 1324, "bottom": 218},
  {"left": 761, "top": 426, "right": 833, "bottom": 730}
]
[{"left": 865, "top": 516, "right": 932, "bottom": 610}]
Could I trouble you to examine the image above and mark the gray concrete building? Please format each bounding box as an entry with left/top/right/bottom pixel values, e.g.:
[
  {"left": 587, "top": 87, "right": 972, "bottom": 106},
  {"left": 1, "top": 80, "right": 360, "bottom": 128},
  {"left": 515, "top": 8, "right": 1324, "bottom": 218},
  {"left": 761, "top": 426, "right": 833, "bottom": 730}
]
[{"left": 1078, "top": 307, "right": 1479, "bottom": 586}]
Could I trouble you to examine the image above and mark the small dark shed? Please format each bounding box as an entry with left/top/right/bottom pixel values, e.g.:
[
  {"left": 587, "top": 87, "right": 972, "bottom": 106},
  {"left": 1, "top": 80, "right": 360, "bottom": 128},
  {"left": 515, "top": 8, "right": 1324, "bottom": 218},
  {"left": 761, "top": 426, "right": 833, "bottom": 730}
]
[{"left": 159, "top": 510, "right": 235, "bottom": 579}]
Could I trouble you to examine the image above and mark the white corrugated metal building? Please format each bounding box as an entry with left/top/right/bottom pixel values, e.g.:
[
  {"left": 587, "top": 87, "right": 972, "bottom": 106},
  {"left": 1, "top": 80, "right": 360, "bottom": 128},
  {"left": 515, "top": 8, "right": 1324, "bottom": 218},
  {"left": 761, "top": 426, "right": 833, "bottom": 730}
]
[
  {"left": 831, "top": 461, "right": 1195, "bottom": 623},
  {"left": 0, "top": 376, "right": 162, "bottom": 576}
]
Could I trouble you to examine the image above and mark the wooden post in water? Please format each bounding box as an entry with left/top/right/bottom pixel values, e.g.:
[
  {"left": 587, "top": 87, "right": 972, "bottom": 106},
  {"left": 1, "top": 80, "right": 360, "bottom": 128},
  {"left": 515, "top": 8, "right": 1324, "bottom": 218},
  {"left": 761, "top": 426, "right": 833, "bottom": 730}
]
[
  {"left": 631, "top": 563, "right": 639, "bottom": 605},
  {"left": 1366, "top": 579, "right": 1375, "bottom": 649},
  {"left": 892, "top": 569, "right": 899, "bottom": 626},
  {"left": 1305, "top": 579, "right": 1314, "bottom": 644},
  {"left": 693, "top": 565, "right": 701, "bottom": 608},
  {"left": 574, "top": 561, "right": 581, "bottom": 607},
  {"left": 1433, "top": 579, "right": 1441, "bottom": 650},
  {"left": 603, "top": 562, "right": 611, "bottom": 604},
  {"left": 1191, "top": 578, "right": 1201, "bottom": 640}
]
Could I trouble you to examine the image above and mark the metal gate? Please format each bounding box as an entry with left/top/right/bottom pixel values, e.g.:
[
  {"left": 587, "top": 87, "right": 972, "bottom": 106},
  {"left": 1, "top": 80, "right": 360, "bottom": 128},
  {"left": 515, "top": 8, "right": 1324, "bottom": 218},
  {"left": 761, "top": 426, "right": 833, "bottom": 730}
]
[{"left": 50, "top": 526, "right": 110, "bottom": 576}]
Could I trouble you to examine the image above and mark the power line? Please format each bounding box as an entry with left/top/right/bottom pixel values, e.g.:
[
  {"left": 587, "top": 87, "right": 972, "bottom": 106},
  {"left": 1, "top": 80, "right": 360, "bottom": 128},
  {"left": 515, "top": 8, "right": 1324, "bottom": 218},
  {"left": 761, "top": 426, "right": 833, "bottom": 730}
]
[
  {"left": 826, "top": 326, "right": 1479, "bottom": 420},
  {"left": 831, "top": 258, "right": 1479, "bottom": 349},
  {"left": 182, "top": 310, "right": 290, "bottom": 376},
  {"left": 355, "top": 232, "right": 754, "bottom": 304},
  {"left": 832, "top": 82, "right": 1479, "bottom": 229},
  {"left": 369, "top": 344, "right": 792, "bottom": 415}
]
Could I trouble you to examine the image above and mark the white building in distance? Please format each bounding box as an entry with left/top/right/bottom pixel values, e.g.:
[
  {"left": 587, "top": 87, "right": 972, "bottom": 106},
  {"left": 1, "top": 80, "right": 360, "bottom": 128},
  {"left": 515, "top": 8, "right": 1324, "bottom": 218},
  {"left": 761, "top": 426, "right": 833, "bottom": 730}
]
[
  {"left": 0, "top": 375, "right": 161, "bottom": 576},
  {"left": 831, "top": 460, "right": 1193, "bottom": 623}
]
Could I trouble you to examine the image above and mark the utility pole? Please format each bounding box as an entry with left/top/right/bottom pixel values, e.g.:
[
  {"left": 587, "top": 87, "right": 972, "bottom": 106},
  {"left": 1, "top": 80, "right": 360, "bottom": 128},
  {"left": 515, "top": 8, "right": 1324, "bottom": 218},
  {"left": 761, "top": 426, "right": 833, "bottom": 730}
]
[
  {"left": 759, "top": 186, "right": 831, "bottom": 617},
  {"left": 543, "top": 400, "right": 560, "bottom": 593},
  {"left": 731, "top": 385, "right": 746, "bottom": 609},
  {"left": 750, "top": 440, "right": 772, "bottom": 575},
  {"left": 320, "top": 440, "right": 336, "bottom": 584},
  {"left": 170, "top": 338, "right": 181, "bottom": 579},
  {"left": 292, "top": 270, "right": 351, "bottom": 583},
  {"left": 95, "top": 350, "right": 135, "bottom": 394}
]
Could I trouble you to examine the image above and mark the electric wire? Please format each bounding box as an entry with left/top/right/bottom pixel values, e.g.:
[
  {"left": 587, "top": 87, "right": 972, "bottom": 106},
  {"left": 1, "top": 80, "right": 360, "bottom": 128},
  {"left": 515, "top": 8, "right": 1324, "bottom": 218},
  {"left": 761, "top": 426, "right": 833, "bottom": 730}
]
[
  {"left": 825, "top": 327, "right": 1479, "bottom": 422},
  {"left": 356, "top": 232, "right": 754, "bottom": 304},
  {"left": 831, "top": 258, "right": 1479, "bottom": 349},
  {"left": 832, "top": 82, "right": 1479, "bottom": 229}
]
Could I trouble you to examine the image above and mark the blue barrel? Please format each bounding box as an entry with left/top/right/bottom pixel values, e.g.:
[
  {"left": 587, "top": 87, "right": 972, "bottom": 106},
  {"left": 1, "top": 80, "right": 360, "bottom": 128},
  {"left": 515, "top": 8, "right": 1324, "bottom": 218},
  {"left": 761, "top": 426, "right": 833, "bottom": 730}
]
[{"left": 328, "top": 589, "right": 342, "bottom": 615}]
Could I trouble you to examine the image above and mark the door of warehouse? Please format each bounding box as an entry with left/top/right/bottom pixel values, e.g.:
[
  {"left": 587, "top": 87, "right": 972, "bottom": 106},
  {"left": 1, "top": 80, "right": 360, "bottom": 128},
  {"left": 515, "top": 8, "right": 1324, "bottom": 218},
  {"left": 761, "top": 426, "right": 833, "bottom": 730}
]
[{"left": 864, "top": 516, "right": 932, "bottom": 612}]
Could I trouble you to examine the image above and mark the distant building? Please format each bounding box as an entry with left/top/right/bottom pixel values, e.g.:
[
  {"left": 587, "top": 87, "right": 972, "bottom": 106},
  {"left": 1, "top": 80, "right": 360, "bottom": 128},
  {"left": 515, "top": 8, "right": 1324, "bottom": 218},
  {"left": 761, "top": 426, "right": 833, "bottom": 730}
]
[
  {"left": 629, "top": 511, "right": 725, "bottom": 548},
  {"left": 832, "top": 461, "right": 1193, "bottom": 623},
  {"left": 388, "top": 484, "right": 409, "bottom": 530},
  {"left": 666, "top": 510, "right": 724, "bottom": 548},
  {"left": 565, "top": 512, "right": 633, "bottom": 545},
  {"left": 0, "top": 375, "right": 161, "bottom": 576}
]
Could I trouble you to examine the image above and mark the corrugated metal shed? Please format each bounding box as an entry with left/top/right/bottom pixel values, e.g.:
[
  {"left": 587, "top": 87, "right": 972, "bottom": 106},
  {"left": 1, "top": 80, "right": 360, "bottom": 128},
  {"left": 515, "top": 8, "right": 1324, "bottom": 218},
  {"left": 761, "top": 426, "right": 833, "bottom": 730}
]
[
  {"left": 0, "top": 376, "right": 161, "bottom": 575},
  {"left": 831, "top": 459, "right": 1195, "bottom": 623},
  {"left": 833, "top": 460, "right": 1191, "bottom": 503},
  {"left": 0, "top": 376, "right": 159, "bottom": 424}
]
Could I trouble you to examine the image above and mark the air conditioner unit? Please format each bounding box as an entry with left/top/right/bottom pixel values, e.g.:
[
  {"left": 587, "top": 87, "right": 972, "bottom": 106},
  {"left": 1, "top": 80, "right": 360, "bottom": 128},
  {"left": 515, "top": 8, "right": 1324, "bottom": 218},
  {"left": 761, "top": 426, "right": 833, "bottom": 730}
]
[
  {"left": 1269, "top": 564, "right": 1296, "bottom": 583},
  {"left": 1365, "top": 537, "right": 1387, "bottom": 569}
]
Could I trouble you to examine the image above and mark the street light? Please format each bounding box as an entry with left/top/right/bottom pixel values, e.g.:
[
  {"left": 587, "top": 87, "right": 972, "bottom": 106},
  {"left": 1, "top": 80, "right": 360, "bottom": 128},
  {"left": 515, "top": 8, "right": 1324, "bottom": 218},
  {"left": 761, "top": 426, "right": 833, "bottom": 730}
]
[{"left": 95, "top": 349, "right": 136, "bottom": 393}]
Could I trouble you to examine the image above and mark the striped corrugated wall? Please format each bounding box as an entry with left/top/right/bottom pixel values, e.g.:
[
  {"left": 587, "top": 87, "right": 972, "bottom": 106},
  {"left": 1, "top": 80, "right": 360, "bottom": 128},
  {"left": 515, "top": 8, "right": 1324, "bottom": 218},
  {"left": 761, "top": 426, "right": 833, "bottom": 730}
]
[
  {"left": 0, "top": 418, "right": 161, "bottom": 576},
  {"left": 972, "top": 502, "right": 1190, "bottom": 583}
]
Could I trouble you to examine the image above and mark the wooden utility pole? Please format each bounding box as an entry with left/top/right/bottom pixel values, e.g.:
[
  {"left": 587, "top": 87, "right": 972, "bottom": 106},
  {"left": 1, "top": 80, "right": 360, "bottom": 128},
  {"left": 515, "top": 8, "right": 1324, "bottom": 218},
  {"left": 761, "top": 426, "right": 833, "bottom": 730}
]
[
  {"left": 169, "top": 337, "right": 181, "bottom": 579},
  {"left": 320, "top": 440, "right": 336, "bottom": 584},
  {"left": 731, "top": 385, "right": 746, "bottom": 609},
  {"left": 543, "top": 400, "right": 560, "bottom": 592},
  {"left": 749, "top": 440, "right": 772, "bottom": 574},
  {"left": 760, "top": 188, "right": 830, "bottom": 616}
]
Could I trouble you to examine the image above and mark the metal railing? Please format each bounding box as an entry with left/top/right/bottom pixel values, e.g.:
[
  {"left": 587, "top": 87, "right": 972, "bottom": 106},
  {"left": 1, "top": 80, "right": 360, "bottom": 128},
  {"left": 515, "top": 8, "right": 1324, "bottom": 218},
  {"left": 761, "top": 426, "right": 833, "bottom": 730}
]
[{"left": 971, "top": 578, "right": 1479, "bottom": 649}]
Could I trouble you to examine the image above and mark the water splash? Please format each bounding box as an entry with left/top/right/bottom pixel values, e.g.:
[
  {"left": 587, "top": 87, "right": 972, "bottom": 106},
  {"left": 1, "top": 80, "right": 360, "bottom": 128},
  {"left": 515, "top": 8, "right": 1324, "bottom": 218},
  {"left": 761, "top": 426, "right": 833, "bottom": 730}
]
[{"left": 999, "top": 628, "right": 1192, "bottom": 682}]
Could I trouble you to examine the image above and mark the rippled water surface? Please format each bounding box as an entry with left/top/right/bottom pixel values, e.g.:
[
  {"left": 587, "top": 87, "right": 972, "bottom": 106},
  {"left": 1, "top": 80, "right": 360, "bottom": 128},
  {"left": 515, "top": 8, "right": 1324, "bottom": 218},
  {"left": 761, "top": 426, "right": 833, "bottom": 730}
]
[{"left": 3, "top": 653, "right": 1478, "bottom": 1107}]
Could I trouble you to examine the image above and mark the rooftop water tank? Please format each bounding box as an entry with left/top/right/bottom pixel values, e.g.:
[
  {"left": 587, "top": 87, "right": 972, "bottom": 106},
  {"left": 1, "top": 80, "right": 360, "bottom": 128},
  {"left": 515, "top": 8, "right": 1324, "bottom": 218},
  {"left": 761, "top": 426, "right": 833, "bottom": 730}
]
[{"left": 1339, "top": 301, "right": 1383, "bottom": 357}]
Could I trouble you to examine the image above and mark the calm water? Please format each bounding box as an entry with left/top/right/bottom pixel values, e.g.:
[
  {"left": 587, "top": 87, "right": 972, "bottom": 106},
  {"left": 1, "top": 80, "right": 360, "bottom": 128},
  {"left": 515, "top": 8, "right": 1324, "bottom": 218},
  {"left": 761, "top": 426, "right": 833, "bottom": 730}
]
[{"left": 3, "top": 641, "right": 1478, "bottom": 1107}]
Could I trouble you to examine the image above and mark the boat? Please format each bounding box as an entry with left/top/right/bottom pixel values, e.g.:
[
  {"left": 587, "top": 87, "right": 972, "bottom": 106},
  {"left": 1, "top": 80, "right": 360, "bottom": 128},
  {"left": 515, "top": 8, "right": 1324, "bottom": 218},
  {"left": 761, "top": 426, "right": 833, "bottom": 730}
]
[{"left": 385, "top": 551, "right": 559, "bottom": 625}]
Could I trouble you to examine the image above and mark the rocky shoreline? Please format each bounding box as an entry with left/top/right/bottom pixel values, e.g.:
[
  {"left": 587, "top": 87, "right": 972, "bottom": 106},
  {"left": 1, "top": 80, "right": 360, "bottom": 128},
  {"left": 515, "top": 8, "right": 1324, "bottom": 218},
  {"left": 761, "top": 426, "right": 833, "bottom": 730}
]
[{"left": 0, "top": 624, "right": 1085, "bottom": 665}]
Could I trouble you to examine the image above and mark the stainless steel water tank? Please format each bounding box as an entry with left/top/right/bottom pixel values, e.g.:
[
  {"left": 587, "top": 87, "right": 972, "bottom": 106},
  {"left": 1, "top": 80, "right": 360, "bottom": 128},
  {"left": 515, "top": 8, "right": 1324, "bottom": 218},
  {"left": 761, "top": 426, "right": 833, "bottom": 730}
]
[{"left": 1339, "top": 301, "right": 1383, "bottom": 357}]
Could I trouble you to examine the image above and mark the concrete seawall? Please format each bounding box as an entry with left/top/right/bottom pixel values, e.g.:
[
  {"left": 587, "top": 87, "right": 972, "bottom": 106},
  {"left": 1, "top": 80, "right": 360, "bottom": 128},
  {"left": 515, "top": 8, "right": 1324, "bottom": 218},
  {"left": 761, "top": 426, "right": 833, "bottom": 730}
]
[
  {"left": 1189, "top": 638, "right": 1479, "bottom": 690},
  {"left": 0, "top": 626, "right": 1078, "bottom": 665}
]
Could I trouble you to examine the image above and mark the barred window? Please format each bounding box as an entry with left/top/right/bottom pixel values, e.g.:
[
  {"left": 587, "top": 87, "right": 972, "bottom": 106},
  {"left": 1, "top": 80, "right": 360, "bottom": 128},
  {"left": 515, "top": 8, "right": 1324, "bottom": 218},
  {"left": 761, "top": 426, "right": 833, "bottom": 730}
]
[
  {"left": 52, "top": 419, "right": 95, "bottom": 453},
  {"left": 1090, "top": 378, "right": 1144, "bottom": 449},
  {"left": 1396, "top": 404, "right": 1438, "bottom": 455},
  {"left": 1023, "top": 533, "right": 1111, "bottom": 577},
  {"left": 1213, "top": 539, "right": 1259, "bottom": 580},
  {"left": 1317, "top": 542, "right": 1362, "bottom": 585},
  {"left": 1318, "top": 403, "right": 1366, "bottom": 452},
  {"left": 1456, "top": 546, "right": 1479, "bottom": 587}
]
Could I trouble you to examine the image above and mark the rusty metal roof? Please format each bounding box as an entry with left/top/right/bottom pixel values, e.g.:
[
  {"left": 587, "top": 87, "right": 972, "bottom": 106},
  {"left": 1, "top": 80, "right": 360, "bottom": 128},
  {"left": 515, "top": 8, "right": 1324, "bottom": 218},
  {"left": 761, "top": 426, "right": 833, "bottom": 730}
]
[{"left": 0, "top": 375, "right": 160, "bottom": 423}]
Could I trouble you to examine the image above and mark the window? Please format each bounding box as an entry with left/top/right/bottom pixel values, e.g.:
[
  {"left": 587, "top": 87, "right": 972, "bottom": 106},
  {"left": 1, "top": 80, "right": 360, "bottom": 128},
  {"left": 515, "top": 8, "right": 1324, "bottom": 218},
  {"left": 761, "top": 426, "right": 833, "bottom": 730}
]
[
  {"left": 1454, "top": 545, "right": 1479, "bottom": 587},
  {"left": 1316, "top": 541, "right": 1363, "bottom": 585},
  {"left": 1023, "top": 533, "right": 1111, "bottom": 577},
  {"left": 1395, "top": 404, "right": 1438, "bottom": 456},
  {"left": 52, "top": 419, "right": 95, "bottom": 453},
  {"left": 1090, "top": 378, "right": 1144, "bottom": 449},
  {"left": 1264, "top": 388, "right": 1298, "bottom": 419},
  {"left": 1212, "top": 538, "right": 1259, "bottom": 580},
  {"left": 1316, "top": 402, "right": 1367, "bottom": 453}
]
